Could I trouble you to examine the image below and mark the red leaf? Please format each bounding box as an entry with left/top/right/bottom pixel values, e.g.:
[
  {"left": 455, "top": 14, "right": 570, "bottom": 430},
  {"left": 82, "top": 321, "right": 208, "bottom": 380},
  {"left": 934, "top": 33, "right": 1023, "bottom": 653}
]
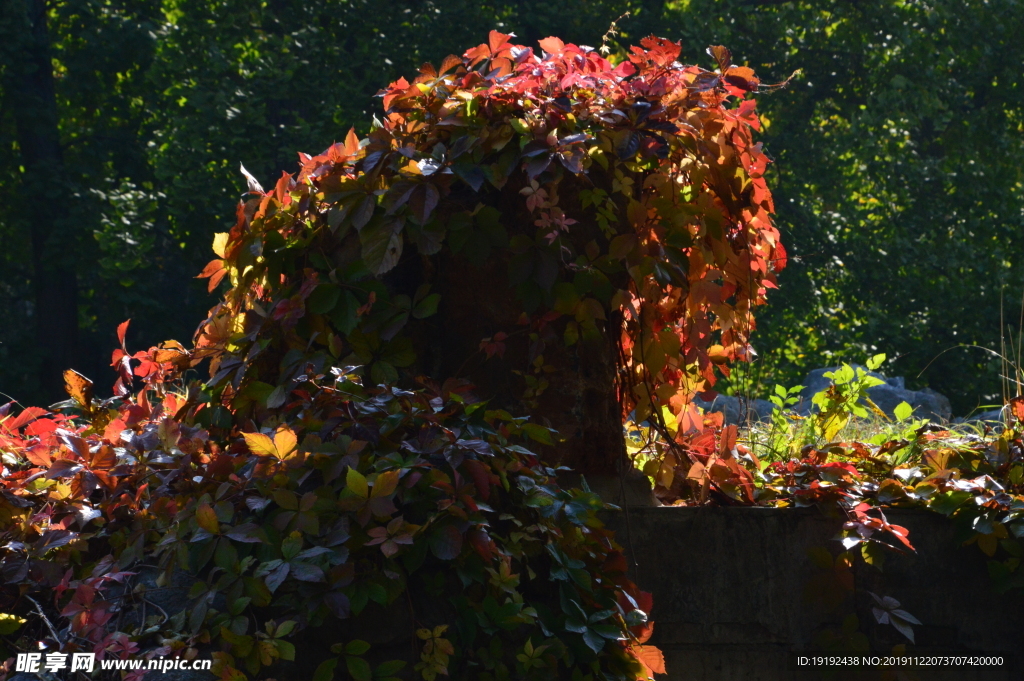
[
  {"left": 707, "top": 44, "right": 731, "bottom": 70},
  {"left": 636, "top": 591, "right": 654, "bottom": 616},
  {"left": 462, "top": 459, "right": 492, "bottom": 501},
  {"left": 275, "top": 171, "right": 295, "bottom": 204},
  {"left": 88, "top": 445, "right": 117, "bottom": 471},
  {"left": 633, "top": 620, "right": 654, "bottom": 644},
  {"left": 46, "top": 459, "right": 84, "bottom": 479},
  {"left": 467, "top": 527, "right": 495, "bottom": 560},
  {"left": 24, "top": 417, "right": 58, "bottom": 438},
  {"left": 116, "top": 320, "right": 130, "bottom": 350},
  {"left": 3, "top": 406, "right": 49, "bottom": 432}
]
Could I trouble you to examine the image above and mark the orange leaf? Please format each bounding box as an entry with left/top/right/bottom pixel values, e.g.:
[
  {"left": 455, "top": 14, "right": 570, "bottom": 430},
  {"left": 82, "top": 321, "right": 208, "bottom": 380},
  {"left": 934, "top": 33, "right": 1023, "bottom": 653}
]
[
  {"left": 344, "top": 127, "right": 361, "bottom": 156},
  {"left": 634, "top": 644, "right": 666, "bottom": 676},
  {"left": 63, "top": 370, "right": 93, "bottom": 411},
  {"left": 25, "top": 445, "right": 52, "bottom": 468},
  {"left": 1009, "top": 396, "right": 1024, "bottom": 422},
  {"left": 88, "top": 444, "right": 117, "bottom": 471},
  {"left": 103, "top": 418, "right": 127, "bottom": 444},
  {"left": 538, "top": 36, "right": 565, "bottom": 54}
]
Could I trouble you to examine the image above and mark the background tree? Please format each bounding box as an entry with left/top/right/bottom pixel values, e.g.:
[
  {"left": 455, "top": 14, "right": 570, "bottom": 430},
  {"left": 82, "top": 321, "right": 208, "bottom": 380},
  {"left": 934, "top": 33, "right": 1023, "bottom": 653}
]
[{"left": 3, "top": 0, "right": 1023, "bottom": 416}]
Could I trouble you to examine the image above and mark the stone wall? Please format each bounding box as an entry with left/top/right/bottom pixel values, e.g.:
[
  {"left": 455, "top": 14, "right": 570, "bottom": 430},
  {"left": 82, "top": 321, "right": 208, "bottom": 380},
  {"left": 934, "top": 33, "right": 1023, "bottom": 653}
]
[{"left": 603, "top": 507, "right": 1024, "bottom": 681}]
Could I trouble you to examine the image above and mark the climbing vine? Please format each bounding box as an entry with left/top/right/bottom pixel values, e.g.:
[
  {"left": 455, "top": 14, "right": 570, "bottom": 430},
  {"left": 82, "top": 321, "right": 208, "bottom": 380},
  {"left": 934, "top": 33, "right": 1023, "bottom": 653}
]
[{"left": 194, "top": 31, "right": 784, "bottom": 452}]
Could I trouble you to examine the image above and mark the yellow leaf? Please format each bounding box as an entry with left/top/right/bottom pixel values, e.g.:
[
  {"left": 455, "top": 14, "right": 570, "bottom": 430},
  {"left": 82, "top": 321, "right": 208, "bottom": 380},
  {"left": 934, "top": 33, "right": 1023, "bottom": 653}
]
[
  {"left": 660, "top": 405, "right": 678, "bottom": 435},
  {"left": 0, "top": 613, "right": 27, "bottom": 635},
  {"left": 243, "top": 432, "right": 278, "bottom": 457},
  {"left": 196, "top": 503, "right": 221, "bottom": 535},
  {"left": 346, "top": 468, "right": 369, "bottom": 498},
  {"left": 416, "top": 628, "right": 432, "bottom": 640},
  {"left": 978, "top": 533, "right": 998, "bottom": 557},
  {"left": 371, "top": 469, "right": 401, "bottom": 498},
  {"left": 817, "top": 411, "right": 848, "bottom": 442},
  {"left": 212, "top": 232, "right": 230, "bottom": 258},
  {"left": 273, "top": 426, "right": 298, "bottom": 459}
]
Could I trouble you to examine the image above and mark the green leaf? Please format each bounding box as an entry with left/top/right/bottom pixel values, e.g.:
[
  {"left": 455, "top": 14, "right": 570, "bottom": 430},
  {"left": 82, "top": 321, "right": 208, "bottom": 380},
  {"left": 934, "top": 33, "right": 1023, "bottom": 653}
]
[
  {"left": 308, "top": 284, "right": 341, "bottom": 314},
  {"left": 361, "top": 219, "right": 404, "bottom": 275},
  {"left": 928, "top": 490, "right": 972, "bottom": 516},
  {"left": 276, "top": 639, "right": 296, "bottom": 661},
  {"left": 582, "top": 628, "right": 605, "bottom": 653},
  {"left": 521, "top": 423, "right": 554, "bottom": 446},
  {"left": 893, "top": 401, "right": 913, "bottom": 421},
  {"left": 367, "top": 583, "right": 387, "bottom": 605},
  {"left": 346, "top": 468, "right": 369, "bottom": 498},
  {"left": 412, "top": 293, "right": 441, "bottom": 319},
  {"left": 374, "top": 660, "right": 406, "bottom": 677},
  {"left": 608, "top": 234, "right": 637, "bottom": 259},
  {"left": 330, "top": 291, "right": 362, "bottom": 335},
  {"left": 564, "top": 321, "right": 579, "bottom": 347},
  {"left": 346, "top": 640, "right": 371, "bottom": 656},
  {"left": 313, "top": 658, "right": 338, "bottom": 681},
  {"left": 347, "top": 655, "right": 373, "bottom": 681}
]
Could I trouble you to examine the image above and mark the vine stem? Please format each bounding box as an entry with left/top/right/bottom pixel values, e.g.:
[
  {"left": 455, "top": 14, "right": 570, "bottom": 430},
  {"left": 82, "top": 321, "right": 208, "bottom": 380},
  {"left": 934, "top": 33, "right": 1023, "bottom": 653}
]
[{"left": 25, "top": 594, "right": 62, "bottom": 645}]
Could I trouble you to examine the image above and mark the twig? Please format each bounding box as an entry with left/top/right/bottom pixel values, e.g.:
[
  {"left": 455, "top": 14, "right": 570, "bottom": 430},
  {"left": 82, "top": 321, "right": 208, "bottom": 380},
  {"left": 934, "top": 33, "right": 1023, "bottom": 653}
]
[
  {"left": 142, "top": 597, "right": 170, "bottom": 625},
  {"left": 25, "top": 595, "right": 62, "bottom": 645}
]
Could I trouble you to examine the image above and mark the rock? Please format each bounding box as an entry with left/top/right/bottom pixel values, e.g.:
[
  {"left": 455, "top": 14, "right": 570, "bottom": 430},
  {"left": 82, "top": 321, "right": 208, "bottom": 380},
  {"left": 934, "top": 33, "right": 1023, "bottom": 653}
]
[
  {"left": 794, "top": 366, "right": 952, "bottom": 422},
  {"left": 564, "top": 468, "right": 661, "bottom": 506},
  {"left": 692, "top": 394, "right": 776, "bottom": 425},
  {"left": 955, "top": 408, "right": 1004, "bottom": 425}
]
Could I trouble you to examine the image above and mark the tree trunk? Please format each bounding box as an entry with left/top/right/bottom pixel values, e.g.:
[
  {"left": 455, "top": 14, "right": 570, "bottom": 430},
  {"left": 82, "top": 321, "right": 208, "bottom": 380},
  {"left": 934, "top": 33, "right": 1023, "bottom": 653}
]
[
  {"left": 5, "top": 0, "right": 79, "bottom": 398},
  {"left": 412, "top": 171, "right": 629, "bottom": 477}
]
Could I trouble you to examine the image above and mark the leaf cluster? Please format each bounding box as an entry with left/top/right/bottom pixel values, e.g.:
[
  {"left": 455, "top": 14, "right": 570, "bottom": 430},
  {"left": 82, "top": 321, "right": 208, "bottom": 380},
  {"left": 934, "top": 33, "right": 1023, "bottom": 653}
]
[{"left": 0, "top": 326, "right": 662, "bottom": 680}]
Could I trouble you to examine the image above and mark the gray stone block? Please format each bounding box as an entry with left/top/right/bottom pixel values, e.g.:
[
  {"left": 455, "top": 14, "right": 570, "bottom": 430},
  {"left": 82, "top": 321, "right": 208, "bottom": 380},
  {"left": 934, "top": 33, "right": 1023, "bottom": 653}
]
[
  {"left": 794, "top": 366, "right": 952, "bottom": 422},
  {"left": 693, "top": 394, "right": 777, "bottom": 425},
  {"left": 603, "top": 507, "right": 1024, "bottom": 681}
]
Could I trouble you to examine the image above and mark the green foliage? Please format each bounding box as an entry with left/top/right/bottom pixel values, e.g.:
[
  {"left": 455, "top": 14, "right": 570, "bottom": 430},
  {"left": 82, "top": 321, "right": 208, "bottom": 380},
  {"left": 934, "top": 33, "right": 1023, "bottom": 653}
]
[{"left": 664, "top": 0, "right": 1024, "bottom": 414}]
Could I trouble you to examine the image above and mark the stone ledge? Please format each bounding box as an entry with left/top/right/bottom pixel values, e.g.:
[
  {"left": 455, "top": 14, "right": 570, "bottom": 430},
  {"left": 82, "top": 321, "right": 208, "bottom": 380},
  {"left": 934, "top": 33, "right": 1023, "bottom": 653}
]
[{"left": 602, "top": 507, "right": 1024, "bottom": 681}]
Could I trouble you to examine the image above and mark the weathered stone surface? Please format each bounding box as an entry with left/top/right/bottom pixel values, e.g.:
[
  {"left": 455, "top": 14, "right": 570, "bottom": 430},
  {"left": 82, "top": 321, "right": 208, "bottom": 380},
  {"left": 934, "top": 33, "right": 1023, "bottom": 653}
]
[
  {"left": 956, "top": 408, "right": 1005, "bottom": 426},
  {"left": 794, "top": 367, "right": 953, "bottom": 422},
  {"left": 561, "top": 468, "right": 661, "bottom": 506},
  {"left": 603, "top": 507, "right": 1024, "bottom": 681},
  {"left": 692, "top": 394, "right": 777, "bottom": 425}
]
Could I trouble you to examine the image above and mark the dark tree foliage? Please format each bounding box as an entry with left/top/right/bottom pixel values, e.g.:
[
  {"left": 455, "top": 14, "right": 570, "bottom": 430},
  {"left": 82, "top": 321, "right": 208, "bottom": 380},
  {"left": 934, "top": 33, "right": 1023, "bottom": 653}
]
[{"left": 2, "top": 0, "right": 1023, "bottom": 414}]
